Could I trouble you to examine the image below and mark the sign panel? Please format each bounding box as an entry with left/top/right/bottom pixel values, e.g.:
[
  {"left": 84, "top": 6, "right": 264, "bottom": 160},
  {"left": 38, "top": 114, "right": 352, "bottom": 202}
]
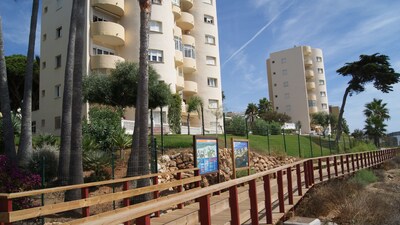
[
  {"left": 233, "top": 140, "right": 250, "bottom": 168},
  {"left": 194, "top": 136, "right": 219, "bottom": 175}
]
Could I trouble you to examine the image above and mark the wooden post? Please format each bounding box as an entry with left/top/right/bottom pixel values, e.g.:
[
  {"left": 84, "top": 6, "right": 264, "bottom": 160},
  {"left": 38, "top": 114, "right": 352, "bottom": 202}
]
[
  {"left": 194, "top": 170, "right": 201, "bottom": 188},
  {"left": 199, "top": 195, "right": 211, "bottom": 225},
  {"left": 153, "top": 176, "right": 160, "bottom": 217},
  {"left": 136, "top": 215, "right": 150, "bottom": 225},
  {"left": 123, "top": 181, "right": 131, "bottom": 225},
  {"left": 229, "top": 186, "right": 240, "bottom": 225},
  {"left": 334, "top": 156, "right": 338, "bottom": 177},
  {"left": 340, "top": 155, "right": 344, "bottom": 175},
  {"left": 81, "top": 187, "right": 90, "bottom": 217},
  {"left": 326, "top": 157, "right": 331, "bottom": 180},
  {"left": 177, "top": 172, "right": 184, "bottom": 209},
  {"left": 351, "top": 154, "right": 355, "bottom": 172},
  {"left": 0, "top": 198, "right": 12, "bottom": 225},
  {"left": 277, "top": 170, "right": 284, "bottom": 213},
  {"left": 287, "top": 167, "right": 293, "bottom": 205},
  {"left": 263, "top": 175, "right": 273, "bottom": 224},
  {"left": 364, "top": 153, "right": 367, "bottom": 167},
  {"left": 368, "top": 152, "right": 371, "bottom": 167},
  {"left": 360, "top": 153, "right": 364, "bottom": 168},
  {"left": 304, "top": 162, "right": 309, "bottom": 188},
  {"left": 318, "top": 159, "right": 323, "bottom": 181},
  {"left": 249, "top": 179, "right": 259, "bottom": 225},
  {"left": 295, "top": 164, "right": 302, "bottom": 196},
  {"left": 309, "top": 160, "right": 315, "bottom": 185},
  {"left": 356, "top": 154, "right": 360, "bottom": 170}
]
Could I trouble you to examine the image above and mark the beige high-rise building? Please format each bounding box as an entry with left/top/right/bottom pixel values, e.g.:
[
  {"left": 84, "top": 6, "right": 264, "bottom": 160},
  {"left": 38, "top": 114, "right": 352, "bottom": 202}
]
[
  {"left": 33, "top": 0, "right": 223, "bottom": 135},
  {"left": 266, "top": 46, "right": 329, "bottom": 134}
]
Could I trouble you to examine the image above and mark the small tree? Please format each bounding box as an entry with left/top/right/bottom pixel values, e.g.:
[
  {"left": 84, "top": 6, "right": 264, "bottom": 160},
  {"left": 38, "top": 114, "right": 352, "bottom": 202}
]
[
  {"left": 168, "top": 93, "right": 182, "bottom": 134},
  {"left": 245, "top": 103, "right": 258, "bottom": 125},
  {"left": 363, "top": 98, "right": 390, "bottom": 147},
  {"left": 186, "top": 96, "right": 202, "bottom": 135},
  {"left": 351, "top": 129, "right": 364, "bottom": 140}
]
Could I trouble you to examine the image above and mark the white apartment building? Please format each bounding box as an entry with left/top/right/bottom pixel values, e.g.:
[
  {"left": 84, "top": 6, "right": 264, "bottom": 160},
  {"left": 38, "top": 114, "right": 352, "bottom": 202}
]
[
  {"left": 266, "top": 46, "right": 330, "bottom": 134},
  {"left": 33, "top": 0, "right": 223, "bottom": 135}
]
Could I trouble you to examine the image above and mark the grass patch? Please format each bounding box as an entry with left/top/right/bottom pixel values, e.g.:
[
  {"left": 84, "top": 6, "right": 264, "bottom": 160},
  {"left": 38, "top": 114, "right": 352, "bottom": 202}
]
[{"left": 350, "top": 169, "right": 378, "bottom": 186}]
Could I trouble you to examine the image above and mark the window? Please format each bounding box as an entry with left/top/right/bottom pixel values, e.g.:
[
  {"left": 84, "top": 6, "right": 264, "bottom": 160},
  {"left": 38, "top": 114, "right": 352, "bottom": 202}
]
[
  {"left": 282, "top": 69, "right": 288, "bottom": 75},
  {"left": 204, "top": 15, "right": 214, "bottom": 24},
  {"left": 322, "top": 103, "right": 328, "bottom": 109},
  {"left": 152, "top": 0, "right": 161, "bottom": 4},
  {"left": 55, "top": 116, "right": 61, "bottom": 130},
  {"left": 42, "top": 61, "right": 46, "bottom": 69},
  {"left": 319, "top": 79, "right": 325, "bottom": 85},
  {"left": 274, "top": 83, "right": 277, "bottom": 87},
  {"left": 32, "top": 121, "right": 36, "bottom": 134},
  {"left": 275, "top": 95, "right": 278, "bottom": 98},
  {"left": 206, "top": 56, "right": 216, "bottom": 65},
  {"left": 41, "top": 119, "right": 45, "bottom": 127},
  {"left": 41, "top": 90, "right": 45, "bottom": 97},
  {"left": 56, "top": 26, "right": 62, "bottom": 38},
  {"left": 184, "top": 45, "right": 195, "bottom": 58},
  {"left": 203, "top": 0, "right": 212, "bottom": 4},
  {"left": 320, "top": 91, "right": 326, "bottom": 97},
  {"left": 55, "top": 55, "right": 62, "bottom": 68},
  {"left": 43, "top": 6, "right": 48, "bottom": 13},
  {"left": 281, "top": 58, "right": 287, "bottom": 63},
  {"left": 283, "top": 81, "right": 289, "bottom": 87},
  {"left": 43, "top": 33, "right": 47, "bottom": 41},
  {"left": 208, "top": 99, "right": 218, "bottom": 109},
  {"left": 308, "top": 100, "right": 316, "bottom": 107},
  {"left": 174, "top": 36, "right": 183, "bottom": 51},
  {"left": 318, "top": 68, "right": 324, "bottom": 74},
  {"left": 54, "top": 84, "right": 61, "bottom": 98},
  {"left": 316, "top": 56, "right": 322, "bottom": 62},
  {"left": 149, "top": 21, "right": 162, "bottom": 32},
  {"left": 205, "top": 35, "right": 215, "bottom": 45},
  {"left": 92, "top": 46, "right": 115, "bottom": 55},
  {"left": 272, "top": 60, "right": 275, "bottom": 63},
  {"left": 273, "top": 72, "right": 276, "bottom": 75},
  {"left": 148, "top": 49, "right": 163, "bottom": 62},
  {"left": 207, "top": 78, "right": 217, "bottom": 87},
  {"left": 284, "top": 93, "right": 290, "bottom": 99},
  {"left": 172, "top": 0, "right": 180, "bottom": 6},
  {"left": 276, "top": 107, "right": 279, "bottom": 110}
]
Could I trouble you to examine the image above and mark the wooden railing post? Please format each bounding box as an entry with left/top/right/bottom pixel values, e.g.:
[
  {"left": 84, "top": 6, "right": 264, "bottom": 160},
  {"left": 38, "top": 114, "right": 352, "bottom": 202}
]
[
  {"left": 340, "top": 155, "right": 345, "bottom": 175},
  {"left": 334, "top": 156, "right": 338, "bottom": 177},
  {"left": 351, "top": 154, "right": 355, "bottom": 172},
  {"left": 123, "top": 181, "right": 131, "bottom": 225},
  {"left": 368, "top": 152, "right": 371, "bottom": 167},
  {"left": 287, "top": 167, "right": 293, "bottom": 205},
  {"left": 199, "top": 194, "right": 211, "bottom": 225},
  {"left": 360, "top": 153, "right": 364, "bottom": 168},
  {"left": 177, "top": 172, "right": 184, "bottom": 209},
  {"left": 277, "top": 170, "right": 285, "bottom": 213},
  {"left": 304, "top": 162, "right": 309, "bottom": 189},
  {"left": 0, "top": 198, "right": 12, "bottom": 225},
  {"left": 326, "top": 157, "right": 331, "bottom": 180},
  {"left": 249, "top": 179, "right": 259, "bottom": 225},
  {"left": 346, "top": 155, "right": 350, "bottom": 173},
  {"left": 153, "top": 176, "right": 160, "bottom": 217},
  {"left": 263, "top": 175, "right": 273, "bottom": 224},
  {"left": 81, "top": 187, "right": 90, "bottom": 217},
  {"left": 356, "top": 154, "right": 360, "bottom": 170},
  {"left": 136, "top": 215, "right": 150, "bottom": 225},
  {"left": 194, "top": 170, "right": 201, "bottom": 188},
  {"left": 229, "top": 186, "right": 240, "bottom": 225},
  {"left": 318, "top": 159, "right": 323, "bottom": 182},
  {"left": 296, "top": 164, "right": 302, "bottom": 196},
  {"left": 309, "top": 160, "right": 314, "bottom": 185}
]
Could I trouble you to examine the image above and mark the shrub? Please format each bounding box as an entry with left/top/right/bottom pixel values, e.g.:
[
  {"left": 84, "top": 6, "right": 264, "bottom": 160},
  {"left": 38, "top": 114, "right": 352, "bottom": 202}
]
[
  {"left": 350, "top": 169, "right": 377, "bottom": 186},
  {"left": 29, "top": 144, "right": 59, "bottom": 183},
  {"left": 225, "top": 116, "right": 246, "bottom": 136},
  {"left": 33, "top": 133, "right": 59, "bottom": 148},
  {"left": 350, "top": 140, "right": 376, "bottom": 152},
  {"left": 83, "top": 149, "right": 112, "bottom": 182},
  {"left": 0, "top": 155, "right": 41, "bottom": 209},
  {"left": 251, "top": 119, "right": 268, "bottom": 136},
  {"left": 269, "top": 121, "right": 282, "bottom": 135}
]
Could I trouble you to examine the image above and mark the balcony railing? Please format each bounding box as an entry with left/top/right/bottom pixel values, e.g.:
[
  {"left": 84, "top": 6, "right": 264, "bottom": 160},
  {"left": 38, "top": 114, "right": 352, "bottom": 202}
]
[
  {"left": 92, "top": 0, "right": 124, "bottom": 17},
  {"left": 91, "top": 21, "right": 125, "bottom": 46}
]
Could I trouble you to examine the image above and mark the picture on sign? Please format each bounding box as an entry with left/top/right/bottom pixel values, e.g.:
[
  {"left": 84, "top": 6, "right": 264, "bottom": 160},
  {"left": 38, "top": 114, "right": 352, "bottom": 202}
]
[
  {"left": 233, "top": 140, "right": 249, "bottom": 168},
  {"left": 194, "top": 136, "right": 219, "bottom": 175}
]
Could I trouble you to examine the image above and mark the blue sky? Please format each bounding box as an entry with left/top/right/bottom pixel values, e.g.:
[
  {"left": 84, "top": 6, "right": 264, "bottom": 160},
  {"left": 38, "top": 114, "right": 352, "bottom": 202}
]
[{"left": 0, "top": 0, "right": 399, "bottom": 133}]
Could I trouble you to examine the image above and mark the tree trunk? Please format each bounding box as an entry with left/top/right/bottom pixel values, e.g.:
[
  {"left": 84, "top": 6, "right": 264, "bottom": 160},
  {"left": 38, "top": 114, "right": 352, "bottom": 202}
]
[
  {"left": 335, "top": 87, "right": 351, "bottom": 142},
  {"left": 201, "top": 105, "right": 205, "bottom": 135},
  {"left": 65, "top": 0, "right": 85, "bottom": 201},
  {"left": 18, "top": 0, "right": 39, "bottom": 167},
  {"left": 59, "top": 0, "right": 78, "bottom": 186},
  {"left": 187, "top": 113, "right": 190, "bottom": 135},
  {"left": 0, "top": 17, "right": 17, "bottom": 162}
]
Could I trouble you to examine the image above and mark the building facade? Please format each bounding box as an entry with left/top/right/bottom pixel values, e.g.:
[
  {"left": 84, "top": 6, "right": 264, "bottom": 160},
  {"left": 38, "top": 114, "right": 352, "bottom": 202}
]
[
  {"left": 266, "top": 46, "right": 329, "bottom": 134},
  {"left": 33, "top": 0, "right": 223, "bottom": 135}
]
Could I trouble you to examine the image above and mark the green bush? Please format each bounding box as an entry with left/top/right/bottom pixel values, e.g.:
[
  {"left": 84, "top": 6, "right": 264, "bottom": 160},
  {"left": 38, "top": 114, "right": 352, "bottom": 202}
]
[
  {"left": 225, "top": 116, "right": 246, "bottom": 136},
  {"left": 82, "top": 106, "right": 125, "bottom": 152},
  {"left": 29, "top": 144, "right": 59, "bottom": 182},
  {"left": 251, "top": 119, "right": 268, "bottom": 136},
  {"left": 269, "top": 121, "right": 282, "bottom": 135},
  {"left": 350, "top": 140, "right": 376, "bottom": 152},
  {"left": 33, "top": 133, "right": 59, "bottom": 148},
  {"left": 350, "top": 169, "right": 378, "bottom": 186},
  {"left": 83, "top": 148, "right": 112, "bottom": 182}
]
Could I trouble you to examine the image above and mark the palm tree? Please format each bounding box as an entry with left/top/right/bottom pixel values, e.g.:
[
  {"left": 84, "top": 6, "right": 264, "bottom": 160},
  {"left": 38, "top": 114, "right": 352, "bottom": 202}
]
[
  {"left": 245, "top": 103, "right": 258, "bottom": 124},
  {"left": 363, "top": 98, "right": 390, "bottom": 147},
  {"left": 186, "top": 96, "right": 202, "bottom": 135},
  {"left": 0, "top": 17, "right": 17, "bottom": 162},
  {"left": 258, "top": 97, "right": 272, "bottom": 114},
  {"left": 66, "top": 0, "right": 85, "bottom": 201},
  {"left": 59, "top": 0, "right": 79, "bottom": 186},
  {"left": 18, "top": 0, "right": 39, "bottom": 167},
  {"left": 335, "top": 54, "right": 399, "bottom": 142}
]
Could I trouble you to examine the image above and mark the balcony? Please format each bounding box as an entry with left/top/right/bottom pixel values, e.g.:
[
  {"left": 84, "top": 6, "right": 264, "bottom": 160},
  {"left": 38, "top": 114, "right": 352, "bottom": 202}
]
[
  {"left": 91, "top": 54, "right": 125, "bottom": 70},
  {"left": 91, "top": 21, "right": 125, "bottom": 46},
  {"left": 308, "top": 93, "right": 317, "bottom": 101},
  {"left": 309, "top": 106, "right": 318, "bottom": 114},
  {"left": 183, "top": 57, "right": 196, "bottom": 73},
  {"left": 175, "top": 50, "right": 183, "bottom": 66},
  {"left": 182, "top": 34, "right": 195, "bottom": 46},
  {"left": 305, "top": 70, "right": 314, "bottom": 79},
  {"left": 174, "top": 26, "right": 182, "bottom": 37},
  {"left": 172, "top": 4, "right": 181, "bottom": 20},
  {"left": 92, "top": 0, "right": 124, "bottom": 17},
  {"left": 176, "top": 75, "right": 184, "bottom": 91},
  {"left": 303, "top": 46, "right": 311, "bottom": 55},
  {"left": 183, "top": 81, "right": 198, "bottom": 95},
  {"left": 307, "top": 81, "right": 316, "bottom": 90},
  {"left": 304, "top": 58, "right": 313, "bottom": 67},
  {"left": 181, "top": 0, "right": 193, "bottom": 11},
  {"left": 176, "top": 12, "right": 194, "bottom": 31}
]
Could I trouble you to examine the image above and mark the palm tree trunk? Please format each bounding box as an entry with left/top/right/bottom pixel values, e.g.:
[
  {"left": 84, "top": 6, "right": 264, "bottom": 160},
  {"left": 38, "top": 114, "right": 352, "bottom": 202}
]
[
  {"left": 187, "top": 113, "right": 190, "bottom": 135},
  {"left": 335, "top": 87, "right": 351, "bottom": 142},
  {"left": 58, "top": 0, "right": 78, "bottom": 186},
  {"left": 66, "top": 0, "right": 85, "bottom": 201},
  {"left": 18, "top": 0, "right": 39, "bottom": 167},
  {"left": 0, "top": 17, "right": 17, "bottom": 162}
]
